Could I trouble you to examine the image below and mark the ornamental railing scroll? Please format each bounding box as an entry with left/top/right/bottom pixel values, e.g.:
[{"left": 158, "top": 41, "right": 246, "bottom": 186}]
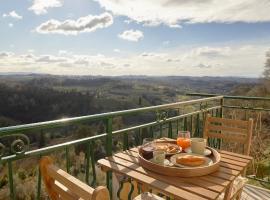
[
  {"left": 199, "top": 102, "right": 209, "bottom": 112},
  {"left": 0, "top": 133, "right": 30, "bottom": 159},
  {"left": 155, "top": 110, "right": 168, "bottom": 122}
]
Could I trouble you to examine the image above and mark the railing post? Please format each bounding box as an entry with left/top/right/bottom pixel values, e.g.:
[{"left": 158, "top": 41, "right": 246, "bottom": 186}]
[
  {"left": 176, "top": 109, "right": 180, "bottom": 133},
  {"left": 184, "top": 117, "right": 187, "bottom": 131},
  {"left": 8, "top": 161, "right": 15, "bottom": 200},
  {"left": 149, "top": 126, "right": 154, "bottom": 138},
  {"left": 217, "top": 98, "right": 224, "bottom": 149},
  {"left": 195, "top": 113, "right": 200, "bottom": 137},
  {"left": 220, "top": 98, "right": 224, "bottom": 118},
  {"left": 138, "top": 128, "right": 142, "bottom": 145},
  {"left": 190, "top": 115, "right": 193, "bottom": 136},
  {"left": 86, "top": 143, "right": 91, "bottom": 185},
  {"left": 159, "top": 124, "right": 163, "bottom": 138},
  {"left": 168, "top": 122, "right": 173, "bottom": 138},
  {"left": 123, "top": 131, "right": 129, "bottom": 150},
  {"left": 106, "top": 117, "right": 113, "bottom": 156},
  {"left": 36, "top": 155, "right": 42, "bottom": 200},
  {"left": 65, "top": 146, "right": 70, "bottom": 173},
  {"left": 106, "top": 117, "right": 113, "bottom": 198},
  {"left": 89, "top": 141, "right": 97, "bottom": 186}
]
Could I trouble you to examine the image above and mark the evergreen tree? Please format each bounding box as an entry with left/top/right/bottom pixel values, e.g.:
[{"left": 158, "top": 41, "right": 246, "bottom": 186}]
[
  {"left": 263, "top": 50, "right": 270, "bottom": 80},
  {"left": 263, "top": 50, "right": 270, "bottom": 92}
]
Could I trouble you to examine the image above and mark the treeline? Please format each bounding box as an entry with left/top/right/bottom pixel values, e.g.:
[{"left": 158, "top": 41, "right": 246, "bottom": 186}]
[{"left": 0, "top": 83, "right": 98, "bottom": 124}]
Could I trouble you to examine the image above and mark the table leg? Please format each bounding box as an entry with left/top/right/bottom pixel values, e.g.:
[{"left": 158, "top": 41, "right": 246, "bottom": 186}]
[
  {"left": 141, "top": 183, "right": 149, "bottom": 193},
  {"left": 224, "top": 182, "right": 233, "bottom": 200}
]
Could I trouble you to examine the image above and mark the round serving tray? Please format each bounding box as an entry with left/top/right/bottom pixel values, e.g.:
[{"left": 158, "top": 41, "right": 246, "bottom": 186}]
[{"left": 138, "top": 146, "right": 220, "bottom": 177}]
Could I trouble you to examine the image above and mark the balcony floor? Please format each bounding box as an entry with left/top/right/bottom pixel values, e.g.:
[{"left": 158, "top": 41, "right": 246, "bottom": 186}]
[{"left": 241, "top": 184, "right": 270, "bottom": 200}]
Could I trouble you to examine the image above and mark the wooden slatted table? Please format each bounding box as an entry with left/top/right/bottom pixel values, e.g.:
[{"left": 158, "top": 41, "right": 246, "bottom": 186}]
[{"left": 98, "top": 147, "right": 252, "bottom": 200}]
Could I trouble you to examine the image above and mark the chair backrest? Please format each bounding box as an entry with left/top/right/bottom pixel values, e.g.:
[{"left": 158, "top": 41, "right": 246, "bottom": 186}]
[
  {"left": 40, "top": 156, "right": 110, "bottom": 200},
  {"left": 203, "top": 114, "right": 253, "bottom": 155}
]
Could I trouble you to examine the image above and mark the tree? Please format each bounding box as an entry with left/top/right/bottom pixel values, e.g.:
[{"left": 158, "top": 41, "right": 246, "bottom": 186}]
[
  {"left": 263, "top": 50, "right": 270, "bottom": 92},
  {"left": 263, "top": 50, "right": 270, "bottom": 81}
]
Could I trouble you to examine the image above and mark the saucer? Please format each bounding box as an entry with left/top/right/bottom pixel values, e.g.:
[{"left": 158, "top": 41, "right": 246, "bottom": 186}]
[
  {"left": 149, "top": 158, "right": 170, "bottom": 166},
  {"left": 184, "top": 147, "right": 212, "bottom": 156}
]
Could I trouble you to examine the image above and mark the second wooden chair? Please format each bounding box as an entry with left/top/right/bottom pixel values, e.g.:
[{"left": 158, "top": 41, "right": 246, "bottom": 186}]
[{"left": 40, "top": 156, "right": 110, "bottom": 200}]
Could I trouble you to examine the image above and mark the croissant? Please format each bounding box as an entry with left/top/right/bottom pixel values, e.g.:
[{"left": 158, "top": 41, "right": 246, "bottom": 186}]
[{"left": 176, "top": 155, "right": 206, "bottom": 167}]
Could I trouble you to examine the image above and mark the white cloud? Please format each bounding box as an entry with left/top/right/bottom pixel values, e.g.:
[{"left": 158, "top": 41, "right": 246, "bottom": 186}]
[
  {"left": 95, "top": 0, "right": 270, "bottom": 27},
  {"left": 140, "top": 52, "right": 167, "bottom": 58},
  {"left": 0, "top": 52, "right": 14, "bottom": 58},
  {"left": 36, "top": 55, "right": 68, "bottom": 63},
  {"left": 168, "top": 24, "right": 182, "bottom": 29},
  {"left": 193, "top": 63, "right": 212, "bottom": 68},
  {"left": 118, "top": 29, "right": 143, "bottom": 42},
  {"left": 2, "top": 11, "right": 23, "bottom": 20},
  {"left": 0, "top": 43, "right": 269, "bottom": 77},
  {"left": 188, "top": 47, "right": 232, "bottom": 58},
  {"left": 36, "top": 12, "right": 113, "bottom": 35},
  {"left": 29, "top": 0, "right": 63, "bottom": 15},
  {"left": 8, "top": 23, "right": 14, "bottom": 28},
  {"left": 74, "top": 58, "right": 89, "bottom": 66}
]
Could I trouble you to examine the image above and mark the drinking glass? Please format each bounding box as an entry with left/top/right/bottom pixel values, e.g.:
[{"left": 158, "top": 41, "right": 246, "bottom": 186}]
[
  {"left": 153, "top": 150, "right": 165, "bottom": 165},
  {"left": 177, "top": 131, "right": 191, "bottom": 149}
]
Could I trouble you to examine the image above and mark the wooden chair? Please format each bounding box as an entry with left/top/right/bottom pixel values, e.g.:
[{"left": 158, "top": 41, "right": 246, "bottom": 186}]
[
  {"left": 203, "top": 114, "right": 253, "bottom": 156},
  {"left": 203, "top": 114, "right": 253, "bottom": 200},
  {"left": 40, "top": 156, "right": 110, "bottom": 200}
]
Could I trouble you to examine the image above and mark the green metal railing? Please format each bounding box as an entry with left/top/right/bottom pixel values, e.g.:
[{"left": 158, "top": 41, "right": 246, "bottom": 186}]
[
  {"left": 187, "top": 93, "right": 270, "bottom": 187},
  {"left": 0, "top": 96, "right": 223, "bottom": 200},
  {"left": 187, "top": 93, "right": 270, "bottom": 111}
]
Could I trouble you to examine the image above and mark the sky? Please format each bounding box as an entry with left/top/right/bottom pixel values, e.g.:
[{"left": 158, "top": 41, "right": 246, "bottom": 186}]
[{"left": 0, "top": 0, "right": 270, "bottom": 77}]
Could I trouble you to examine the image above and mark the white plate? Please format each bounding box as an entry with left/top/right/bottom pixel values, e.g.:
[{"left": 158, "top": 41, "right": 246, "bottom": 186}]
[
  {"left": 170, "top": 153, "right": 213, "bottom": 168},
  {"left": 184, "top": 147, "right": 212, "bottom": 156}
]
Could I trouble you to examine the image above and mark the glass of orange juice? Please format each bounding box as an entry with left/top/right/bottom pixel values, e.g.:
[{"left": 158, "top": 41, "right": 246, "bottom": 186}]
[{"left": 177, "top": 131, "right": 191, "bottom": 149}]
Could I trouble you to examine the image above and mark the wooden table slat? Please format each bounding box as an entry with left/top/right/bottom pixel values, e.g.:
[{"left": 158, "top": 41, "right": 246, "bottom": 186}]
[
  {"left": 107, "top": 156, "right": 219, "bottom": 200},
  {"left": 199, "top": 176, "right": 230, "bottom": 187},
  {"left": 218, "top": 166, "right": 239, "bottom": 176},
  {"left": 210, "top": 171, "right": 235, "bottom": 181},
  {"left": 98, "top": 159, "right": 209, "bottom": 200}
]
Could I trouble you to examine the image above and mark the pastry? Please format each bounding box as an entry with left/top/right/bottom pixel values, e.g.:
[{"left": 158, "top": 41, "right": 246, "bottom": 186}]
[
  {"left": 155, "top": 144, "right": 168, "bottom": 152},
  {"left": 167, "top": 145, "right": 178, "bottom": 153},
  {"left": 176, "top": 155, "right": 206, "bottom": 167},
  {"left": 155, "top": 144, "right": 179, "bottom": 153}
]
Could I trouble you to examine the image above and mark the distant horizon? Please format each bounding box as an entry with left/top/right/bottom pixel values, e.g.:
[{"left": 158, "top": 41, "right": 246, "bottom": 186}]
[{"left": 0, "top": 71, "right": 261, "bottom": 79}]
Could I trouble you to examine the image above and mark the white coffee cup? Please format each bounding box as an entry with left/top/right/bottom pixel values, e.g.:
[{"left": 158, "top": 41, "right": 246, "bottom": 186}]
[{"left": 191, "top": 138, "right": 206, "bottom": 155}]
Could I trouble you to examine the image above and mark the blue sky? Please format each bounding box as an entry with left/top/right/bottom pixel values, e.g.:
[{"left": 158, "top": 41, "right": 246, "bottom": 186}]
[{"left": 0, "top": 0, "right": 270, "bottom": 77}]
